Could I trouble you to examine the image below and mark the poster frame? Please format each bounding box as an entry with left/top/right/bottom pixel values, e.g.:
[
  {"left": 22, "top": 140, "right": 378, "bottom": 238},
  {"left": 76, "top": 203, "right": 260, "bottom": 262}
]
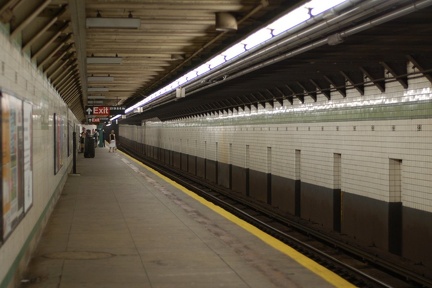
[{"left": 0, "top": 90, "right": 32, "bottom": 242}]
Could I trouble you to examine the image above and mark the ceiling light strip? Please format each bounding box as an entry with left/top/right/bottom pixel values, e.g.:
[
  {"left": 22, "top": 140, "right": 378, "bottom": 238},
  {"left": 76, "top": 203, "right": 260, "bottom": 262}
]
[{"left": 86, "top": 18, "right": 141, "bottom": 29}]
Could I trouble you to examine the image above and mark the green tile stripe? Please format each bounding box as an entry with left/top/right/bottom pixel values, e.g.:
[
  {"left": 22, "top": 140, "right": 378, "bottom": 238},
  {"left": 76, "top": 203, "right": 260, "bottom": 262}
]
[{"left": 155, "top": 100, "right": 432, "bottom": 127}]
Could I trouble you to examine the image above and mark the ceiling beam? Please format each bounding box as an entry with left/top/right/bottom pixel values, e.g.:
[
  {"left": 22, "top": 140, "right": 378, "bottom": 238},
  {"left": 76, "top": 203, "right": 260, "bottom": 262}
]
[
  {"left": 310, "top": 79, "right": 330, "bottom": 100},
  {"left": 297, "top": 81, "right": 317, "bottom": 102},
  {"left": 31, "top": 21, "right": 70, "bottom": 61},
  {"left": 38, "top": 34, "right": 73, "bottom": 69},
  {"left": 69, "top": 0, "right": 88, "bottom": 108},
  {"left": 0, "top": 0, "right": 22, "bottom": 23},
  {"left": 360, "top": 66, "right": 385, "bottom": 93},
  {"left": 10, "top": 0, "right": 50, "bottom": 38},
  {"left": 340, "top": 71, "right": 364, "bottom": 96},
  {"left": 323, "top": 75, "right": 346, "bottom": 98},
  {"left": 23, "top": 5, "right": 68, "bottom": 51},
  {"left": 406, "top": 55, "right": 432, "bottom": 85},
  {"left": 380, "top": 61, "right": 408, "bottom": 89},
  {"left": 285, "top": 84, "right": 304, "bottom": 104}
]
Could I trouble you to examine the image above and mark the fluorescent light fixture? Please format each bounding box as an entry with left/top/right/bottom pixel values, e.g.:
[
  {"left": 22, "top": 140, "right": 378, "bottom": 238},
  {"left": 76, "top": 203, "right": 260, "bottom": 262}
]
[
  {"left": 221, "top": 44, "right": 246, "bottom": 61},
  {"left": 126, "top": 0, "right": 351, "bottom": 114},
  {"left": 88, "top": 95, "right": 106, "bottom": 99},
  {"left": 242, "top": 28, "right": 272, "bottom": 50},
  {"left": 87, "top": 57, "right": 122, "bottom": 64},
  {"left": 208, "top": 55, "right": 225, "bottom": 69},
  {"left": 88, "top": 76, "right": 114, "bottom": 82},
  {"left": 86, "top": 18, "right": 141, "bottom": 29},
  {"left": 88, "top": 87, "right": 109, "bottom": 92}
]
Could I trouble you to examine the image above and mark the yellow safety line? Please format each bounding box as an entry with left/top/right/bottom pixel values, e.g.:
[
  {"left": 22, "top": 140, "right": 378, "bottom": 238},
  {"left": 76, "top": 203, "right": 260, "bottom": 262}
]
[{"left": 122, "top": 151, "right": 355, "bottom": 288}]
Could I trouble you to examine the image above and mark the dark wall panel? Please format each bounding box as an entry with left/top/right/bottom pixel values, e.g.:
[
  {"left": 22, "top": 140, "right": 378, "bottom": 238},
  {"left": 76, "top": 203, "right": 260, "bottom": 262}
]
[
  {"left": 172, "top": 151, "right": 181, "bottom": 169},
  {"left": 218, "top": 162, "right": 230, "bottom": 188},
  {"left": 342, "top": 193, "right": 388, "bottom": 250},
  {"left": 156, "top": 147, "right": 161, "bottom": 161},
  {"left": 163, "top": 149, "right": 170, "bottom": 165},
  {"left": 333, "top": 189, "right": 341, "bottom": 232},
  {"left": 150, "top": 145, "right": 155, "bottom": 159},
  {"left": 231, "top": 165, "right": 246, "bottom": 195},
  {"left": 271, "top": 175, "right": 296, "bottom": 214},
  {"left": 206, "top": 160, "right": 217, "bottom": 183},
  {"left": 301, "top": 182, "right": 334, "bottom": 230},
  {"left": 181, "top": 153, "right": 188, "bottom": 171},
  {"left": 160, "top": 149, "right": 169, "bottom": 163},
  {"left": 188, "top": 155, "right": 196, "bottom": 175},
  {"left": 249, "top": 169, "right": 267, "bottom": 203},
  {"left": 196, "top": 157, "right": 205, "bottom": 178},
  {"left": 141, "top": 143, "right": 145, "bottom": 156},
  {"left": 403, "top": 206, "right": 432, "bottom": 272}
]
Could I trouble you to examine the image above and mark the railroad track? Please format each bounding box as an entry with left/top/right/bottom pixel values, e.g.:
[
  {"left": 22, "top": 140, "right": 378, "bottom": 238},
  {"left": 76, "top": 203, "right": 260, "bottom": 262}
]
[{"left": 120, "top": 146, "right": 432, "bottom": 288}]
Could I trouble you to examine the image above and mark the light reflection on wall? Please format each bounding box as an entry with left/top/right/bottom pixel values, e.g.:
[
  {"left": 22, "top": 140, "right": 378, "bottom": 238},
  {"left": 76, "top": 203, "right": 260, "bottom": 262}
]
[{"left": 203, "top": 86, "right": 432, "bottom": 121}]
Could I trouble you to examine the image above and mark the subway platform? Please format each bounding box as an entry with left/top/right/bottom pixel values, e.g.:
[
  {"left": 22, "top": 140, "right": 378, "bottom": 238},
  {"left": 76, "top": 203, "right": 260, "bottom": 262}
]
[{"left": 21, "top": 145, "right": 353, "bottom": 288}]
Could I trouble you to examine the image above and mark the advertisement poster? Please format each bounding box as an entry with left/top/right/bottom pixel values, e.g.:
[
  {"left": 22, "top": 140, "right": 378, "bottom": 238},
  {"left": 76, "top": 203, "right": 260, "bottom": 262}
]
[
  {"left": 67, "top": 119, "right": 74, "bottom": 157},
  {"left": 1, "top": 92, "right": 25, "bottom": 239},
  {"left": 23, "top": 102, "right": 33, "bottom": 213},
  {"left": 54, "top": 113, "right": 64, "bottom": 174}
]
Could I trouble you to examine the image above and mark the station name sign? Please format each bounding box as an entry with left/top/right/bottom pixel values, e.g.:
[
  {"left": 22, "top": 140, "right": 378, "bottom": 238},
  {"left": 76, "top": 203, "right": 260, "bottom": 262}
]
[{"left": 85, "top": 106, "right": 125, "bottom": 116}]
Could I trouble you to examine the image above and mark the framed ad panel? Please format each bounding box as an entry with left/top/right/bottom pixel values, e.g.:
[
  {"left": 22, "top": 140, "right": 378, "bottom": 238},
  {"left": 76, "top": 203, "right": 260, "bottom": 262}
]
[
  {"left": 53, "top": 113, "right": 64, "bottom": 175},
  {"left": 23, "top": 102, "right": 33, "bottom": 213},
  {"left": 1, "top": 91, "right": 29, "bottom": 241}
]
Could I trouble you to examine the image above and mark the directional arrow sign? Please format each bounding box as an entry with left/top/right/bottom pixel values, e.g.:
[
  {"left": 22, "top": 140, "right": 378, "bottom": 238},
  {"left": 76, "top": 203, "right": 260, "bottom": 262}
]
[
  {"left": 94, "top": 106, "right": 110, "bottom": 115},
  {"left": 85, "top": 106, "right": 124, "bottom": 116},
  {"left": 88, "top": 118, "right": 101, "bottom": 123},
  {"left": 85, "top": 106, "right": 110, "bottom": 116}
]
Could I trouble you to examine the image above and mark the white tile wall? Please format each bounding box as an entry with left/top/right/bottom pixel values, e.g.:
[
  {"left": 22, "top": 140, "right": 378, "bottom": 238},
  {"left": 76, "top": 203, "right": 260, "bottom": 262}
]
[
  {"left": 0, "top": 30, "right": 78, "bottom": 285},
  {"left": 122, "top": 68, "right": 432, "bottom": 214}
]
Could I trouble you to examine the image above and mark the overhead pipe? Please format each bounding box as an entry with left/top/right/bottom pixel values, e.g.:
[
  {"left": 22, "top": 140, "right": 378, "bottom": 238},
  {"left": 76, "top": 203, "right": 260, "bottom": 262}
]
[
  {"left": 176, "top": 0, "right": 369, "bottom": 93},
  {"left": 185, "top": 0, "right": 432, "bottom": 96},
  {"left": 185, "top": 0, "right": 403, "bottom": 92},
  {"left": 129, "top": 0, "right": 361, "bottom": 113},
  {"left": 185, "top": 0, "right": 432, "bottom": 98},
  {"left": 131, "top": 0, "right": 430, "bottom": 117}
]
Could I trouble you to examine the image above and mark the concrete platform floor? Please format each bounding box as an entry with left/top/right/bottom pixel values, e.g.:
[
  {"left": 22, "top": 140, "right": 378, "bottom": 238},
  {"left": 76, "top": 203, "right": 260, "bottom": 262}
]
[{"left": 20, "top": 146, "right": 352, "bottom": 288}]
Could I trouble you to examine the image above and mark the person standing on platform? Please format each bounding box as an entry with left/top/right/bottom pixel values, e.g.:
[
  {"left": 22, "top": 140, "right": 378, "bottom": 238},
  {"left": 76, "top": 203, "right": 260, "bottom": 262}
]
[
  {"left": 109, "top": 130, "right": 116, "bottom": 152},
  {"left": 79, "top": 127, "right": 86, "bottom": 153},
  {"left": 93, "top": 129, "right": 99, "bottom": 148}
]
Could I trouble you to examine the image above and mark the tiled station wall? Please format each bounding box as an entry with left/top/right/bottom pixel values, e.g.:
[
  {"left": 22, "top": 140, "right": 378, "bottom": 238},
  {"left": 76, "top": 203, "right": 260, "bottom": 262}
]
[
  {"left": 120, "top": 65, "right": 432, "bottom": 270},
  {"left": 0, "top": 29, "right": 78, "bottom": 287}
]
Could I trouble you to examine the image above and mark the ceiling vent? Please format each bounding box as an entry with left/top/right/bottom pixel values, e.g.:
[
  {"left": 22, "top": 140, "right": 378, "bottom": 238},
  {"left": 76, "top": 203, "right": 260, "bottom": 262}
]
[{"left": 215, "top": 12, "right": 237, "bottom": 32}]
